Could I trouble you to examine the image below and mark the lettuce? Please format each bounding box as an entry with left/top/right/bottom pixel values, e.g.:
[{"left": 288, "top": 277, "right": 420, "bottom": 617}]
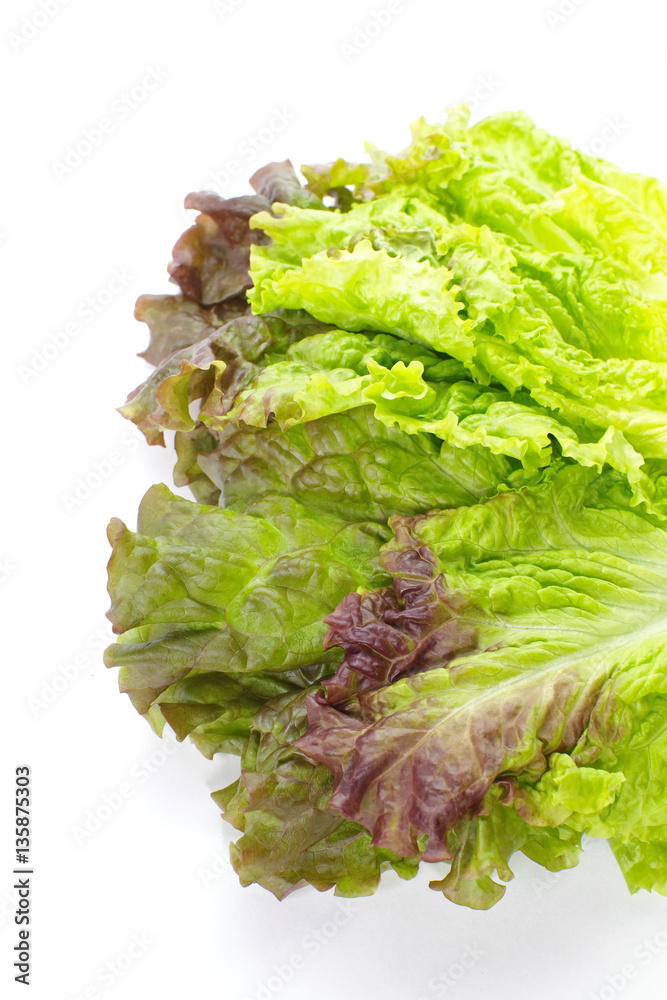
[
  {"left": 168, "top": 192, "right": 270, "bottom": 305},
  {"left": 297, "top": 464, "right": 667, "bottom": 905},
  {"left": 215, "top": 690, "right": 420, "bottom": 898},
  {"left": 105, "top": 484, "right": 390, "bottom": 723},
  {"left": 190, "top": 405, "right": 510, "bottom": 519},
  {"left": 247, "top": 113, "right": 667, "bottom": 506},
  {"left": 105, "top": 107, "right": 667, "bottom": 909}
]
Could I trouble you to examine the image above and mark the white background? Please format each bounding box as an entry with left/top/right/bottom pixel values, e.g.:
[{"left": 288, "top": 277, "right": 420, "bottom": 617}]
[{"left": 3, "top": 1, "right": 667, "bottom": 998}]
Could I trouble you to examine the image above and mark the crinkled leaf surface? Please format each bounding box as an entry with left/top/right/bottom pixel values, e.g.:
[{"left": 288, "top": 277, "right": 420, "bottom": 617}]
[
  {"left": 134, "top": 293, "right": 249, "bottom": 367},
  {"left": 247, "top": 110, "right": 667, "bottom": 502},
  {"left": 196, "top": 405, "right": 511, "bottom": 518},
  {"left": 119, "top": 311, "right": 328, "bottom": 446},
  {"left": 105, "top": 485, "right": 390, "bottom": 716},
  {"left": 296, "top": 466, "right": 667, "bottom": 901},
  {"left": 215, "top": 690, "right": 420, "bottom": 899},
  {"left": 169, "top": 192, "right": 270, "bottom": 305}
]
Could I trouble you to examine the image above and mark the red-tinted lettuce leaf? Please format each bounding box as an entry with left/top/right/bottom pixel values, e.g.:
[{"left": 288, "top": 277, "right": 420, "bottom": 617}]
[
  {"left": 296, "top": 466, "right": 667, "bottom": 864},
  {"left": 250, "top": 160, "right": 323, "bottom": 210},
  {"left": 119, "top": 312, "right": 326, "bottom": 446},
  {"left": 319, "top": 547, "right": 477, "bottom": 704},
  {"left": 135, "top": 293, "right": 249, "bottom": 367},
  {"left": 169, "top": 192, "right": 270, "bottom": 305},
  {"left": 215, "top": 690, "right": 420, "bottom": 898}
]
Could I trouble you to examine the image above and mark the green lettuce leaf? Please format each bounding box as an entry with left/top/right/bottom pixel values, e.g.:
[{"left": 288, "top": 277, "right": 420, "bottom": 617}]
[
  {"left": 105, "top": 484, "right": 390, "bottom": 720},
  {"left": 148, "top": 666, "right": 325, "bottom": 758},
  {"left": 246, "top": 111, "right": 667, "bottom": 502},
  {"left": 194, "top": 405, "right": 509, "bottom": 518},
  {"left": 127, "top": 309, "right": 642, "bottom": 492},
  {"left": 248, "top": 226, "right": 667, "bottom": 475}
]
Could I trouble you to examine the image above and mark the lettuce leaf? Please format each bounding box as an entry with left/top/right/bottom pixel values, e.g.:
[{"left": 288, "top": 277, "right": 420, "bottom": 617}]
[
  {"left": 248, "top": 221, "right": 667, "bottom": 485},
  {"left": 134, "top": 293, "right": 249, "bottom": 368},
  {"left": 214, "top": 690, "right": 420, "bottom": 898},
  {"left": 193, "top": 405, "right": 510, "bottom": 518},
  {"left": 167, "top": 162, "right": 324, "bottom": 307},
  {"left": 105, "top": 484, "right": 390, "bottom": 720},
  {"left": 249, "top": 159, "right": 324, "bottom": 211},
  {"left": 119, "top": 310, "right": 329, "bottom": 446},
  {"left": 105, "top": 404, "right": 510, "bottom": 735},
  {"left": 124, "top": 307, "right": 644, "bottom": 495},
  {"left": 169, "top": 192, "right": 270, "bottom": 305},
  {"left": 296, "top": 465, "right": 667, "bottom": 904}
]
